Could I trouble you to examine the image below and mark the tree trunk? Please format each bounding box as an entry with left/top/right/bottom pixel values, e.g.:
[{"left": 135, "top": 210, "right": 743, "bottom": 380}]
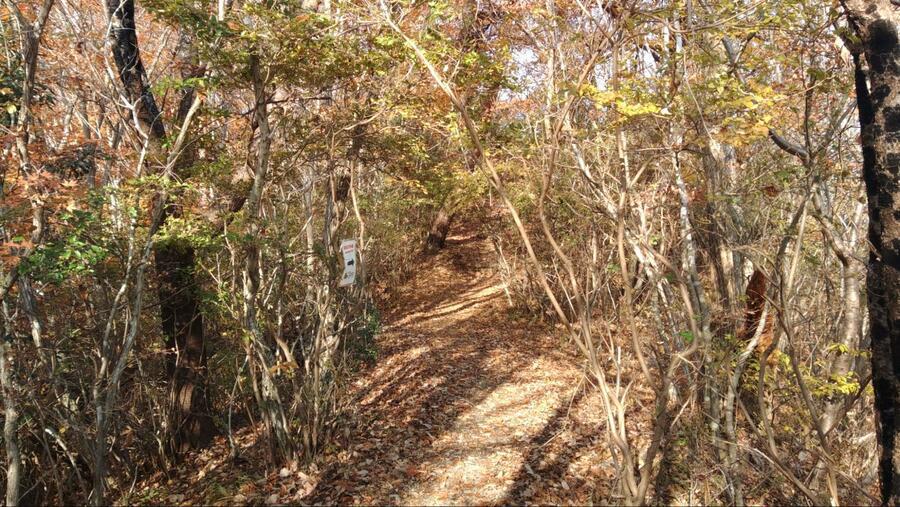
[
  {"left": 157, "top": 244, "right": 214, "bottom": 454},
  {"left": 243, "top": 52, "right": 295, "bottom": 464},
  {"left": 1, "top": 3, "right": 54, "bottom": 503},
  {"left": 701, "top": 139, "right": 743, "bottom": 317},
  {"left": 105, "top": 0, "right": 212, "bottom": 456},
  {"left": 845, "top": 2, "right": 900, "bottom": 503},
  {"left": 1, "top": 336, "right": 20, "bottom": 507},
  {"left": 821, "top": 223, "right": 865, "bottom": 434},
  {"left": 424, "top": 207, "right": 454, "bottom": 253}
]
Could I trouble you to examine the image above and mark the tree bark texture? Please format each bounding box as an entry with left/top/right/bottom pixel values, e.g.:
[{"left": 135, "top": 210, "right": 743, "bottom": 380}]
[
  {"left": 1, "top": 337, "right": 20, "bottom": 507},
  {"left": 845, "top": 1, "right": 900, "bottom": 503}
]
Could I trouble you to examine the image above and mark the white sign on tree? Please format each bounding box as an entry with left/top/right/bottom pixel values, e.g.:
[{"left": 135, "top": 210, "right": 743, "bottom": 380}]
[{"left": 338, "top": 239, "right": 357, "bottom": 287}]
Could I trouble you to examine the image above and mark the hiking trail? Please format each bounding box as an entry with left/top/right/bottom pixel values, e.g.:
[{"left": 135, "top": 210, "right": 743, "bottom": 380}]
[{"left": 306, "top": 225, "right": 609, "bottom": 505}]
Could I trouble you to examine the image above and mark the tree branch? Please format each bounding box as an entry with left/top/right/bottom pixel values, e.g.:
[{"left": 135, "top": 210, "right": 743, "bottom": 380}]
[{"left": 768, "top": 129, "right": 810, "bottom": 163}]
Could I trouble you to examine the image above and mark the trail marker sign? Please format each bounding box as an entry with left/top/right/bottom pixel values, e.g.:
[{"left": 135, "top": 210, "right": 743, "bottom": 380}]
[{"left": 339, "top": 239, "right": 357, "bottom": 287}]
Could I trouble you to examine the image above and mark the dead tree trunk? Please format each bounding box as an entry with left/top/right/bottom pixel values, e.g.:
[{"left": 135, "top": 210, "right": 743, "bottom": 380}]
[
  {"left": 844, "top": 1, "right": 900, "bottom": 503},
  {"left": 105, "top": 0, "right": 213, "bottom": 456}
]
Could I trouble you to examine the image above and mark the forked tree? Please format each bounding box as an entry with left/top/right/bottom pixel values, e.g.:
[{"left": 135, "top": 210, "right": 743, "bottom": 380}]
[{"left": 105, "top": 0, "right": 213, "bottom": 455}]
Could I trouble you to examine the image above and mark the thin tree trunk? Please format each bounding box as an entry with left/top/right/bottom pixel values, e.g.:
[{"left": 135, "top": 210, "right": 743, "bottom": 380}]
[
  {"left": 1, "top": 332, "right": 20, "bottom": 507},
  {"left": 422, "top": 0, "right": 495, "bottom": 254},
  {"left": 820, "top": 202, "right": 865, "bottom": 434},
  {"left": 701, "top": 140, "right": 742, "bottom": 316},
  {"left": 92, "top": 206, "right": 160, "bottom": 506},
  {"left": 0, "top": 3, "right": 54, "bottom": 503},
  {"left": 243, "top": 53, "right": 294, "bottom": 464}
]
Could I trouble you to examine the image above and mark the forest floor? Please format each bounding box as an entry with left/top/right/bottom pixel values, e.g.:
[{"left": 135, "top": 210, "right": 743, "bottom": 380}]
[{"left": 124, "top": 223, "right": 618, "bottom": 505}]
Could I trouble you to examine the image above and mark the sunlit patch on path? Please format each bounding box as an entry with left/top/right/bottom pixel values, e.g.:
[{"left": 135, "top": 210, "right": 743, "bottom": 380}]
[{"left": 402, "top": 366, "right": 572, "bottom": 505}]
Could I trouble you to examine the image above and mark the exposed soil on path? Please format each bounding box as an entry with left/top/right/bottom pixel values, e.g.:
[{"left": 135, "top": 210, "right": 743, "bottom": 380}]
[{"left": 305, "top": 226, "right": 612, "bottom": 505}]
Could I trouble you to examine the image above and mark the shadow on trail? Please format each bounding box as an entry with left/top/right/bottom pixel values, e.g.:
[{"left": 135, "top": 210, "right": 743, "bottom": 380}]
[{"left": 499, "top": 386, "right": 605, "bottom": 504}]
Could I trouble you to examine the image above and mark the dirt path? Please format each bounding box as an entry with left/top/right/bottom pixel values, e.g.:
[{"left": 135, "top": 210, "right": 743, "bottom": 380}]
[{"left": 307, "top": 227, "right": 609, "bottom": 505}]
